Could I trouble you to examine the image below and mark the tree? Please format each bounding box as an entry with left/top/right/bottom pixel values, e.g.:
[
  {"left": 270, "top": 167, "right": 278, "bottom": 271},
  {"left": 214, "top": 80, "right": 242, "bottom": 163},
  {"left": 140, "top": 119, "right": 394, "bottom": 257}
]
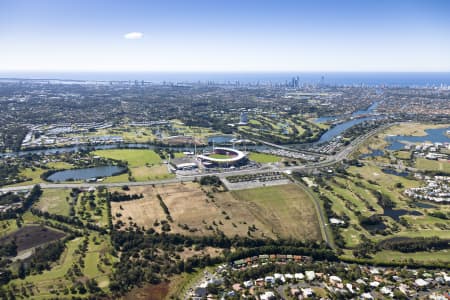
[{"left": 18, "top": 262, "right": 26, "bottom": 279}]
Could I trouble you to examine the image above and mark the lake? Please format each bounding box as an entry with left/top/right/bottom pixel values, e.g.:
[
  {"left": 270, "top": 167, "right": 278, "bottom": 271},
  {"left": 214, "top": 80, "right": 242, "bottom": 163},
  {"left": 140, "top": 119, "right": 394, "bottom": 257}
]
[
  {"left": 386, "top": 127, "right": 450, "bottom": 151},
  {"left": 207, "top": 135, "right": 235, "bottom": 144},
  {"left": 360, "top": 149, "right": 384, "bottom": 159},
  {"left": 46, "top": 165, "right": 126, "bottom": 182}
]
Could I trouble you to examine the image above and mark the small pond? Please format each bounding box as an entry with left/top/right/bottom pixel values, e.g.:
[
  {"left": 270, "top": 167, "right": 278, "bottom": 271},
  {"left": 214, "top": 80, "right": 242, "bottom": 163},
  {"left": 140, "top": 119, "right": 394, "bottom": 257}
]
[
  {"left": 383, "top": 208, "right": 422, "bottom": 222},
  {"left": 360, "top": 149, "right": 384, "bottom": 159},
  {"left": 382, "top": 168, "right": 409, "bottom": 177},
  {"left": 412, "top": 202, "right": 437, "bottom": 209},
  {"left": 46, "top": 165, "right": 126, "bottom": 182}
]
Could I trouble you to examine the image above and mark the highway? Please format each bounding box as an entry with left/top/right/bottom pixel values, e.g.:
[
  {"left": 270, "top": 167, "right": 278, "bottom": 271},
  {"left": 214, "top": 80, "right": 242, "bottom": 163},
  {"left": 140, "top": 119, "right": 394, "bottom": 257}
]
[
  {"left": 0, "top": 124, "right": 392, "bottom": 194},
  {"left": 0, "top": 124, "right": 393, "bottom": 249}
]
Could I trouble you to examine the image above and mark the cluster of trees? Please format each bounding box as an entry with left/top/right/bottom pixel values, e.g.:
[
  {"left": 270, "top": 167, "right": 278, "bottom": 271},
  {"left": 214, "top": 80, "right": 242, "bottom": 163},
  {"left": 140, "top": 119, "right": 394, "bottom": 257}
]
[
  {"left": 353, "top": 236, "right": 449, "bottom": 259},
  {"left": 30, "top": 208, "right": 108, "bottom": 234},
  {"left": 428, "top": 211, "right": 449, "bottom": 220},
  {"left": 353, "top": 235, "right": 378, "bottom": 258},
  {"left": 0, "top": 185, "right": 42, "bottom": 220},
  {"left": 22, "top": 185, "right": 42, "bottom": 211},
  {"left": 0, "top": 124, "right": 28, "bottom": 151},
  {"left": 0, "top": 162, "right": 21, "bottom": 186},
  {"left": 0, "top": 241, "right": 17, "bottom": 257},
  {"left": 156, "top": 194, "right": 173, "bottom": 222},
  {"left": 0, "top": 192, "right": 22, "bottom": 206},
  {"left": 359, "top": 214, "right": 383, "bottom": 227},
  {"left": 108, "top": 228, "right": 334, "bottom": 295},
  {"left": 370, "top": 189, "right": 395, "bottom": 209},
  {"left": 378, "top": 237, "right": 449, "bottom": 253},
  {"left": 108, "top": 191, "right": 143, "bottom": 202},
  {"left": 18, "top": 241, "right": 66, "bottom": 278},
  {"left": 199, "top": 175, "right": 222, "bottom": 186}
]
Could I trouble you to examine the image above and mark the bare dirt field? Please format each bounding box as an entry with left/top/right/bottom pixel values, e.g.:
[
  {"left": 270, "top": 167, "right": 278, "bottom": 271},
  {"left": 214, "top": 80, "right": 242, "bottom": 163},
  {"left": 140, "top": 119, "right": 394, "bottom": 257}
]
[
  {"left": 111, "top": 182, "right": 271, "bottom": 238},
  {"left": 0, "top": 225, "right": 65, "bottom": 252},
  {"left": 111, "top": 182, "right": 321, "bottom": 241}
]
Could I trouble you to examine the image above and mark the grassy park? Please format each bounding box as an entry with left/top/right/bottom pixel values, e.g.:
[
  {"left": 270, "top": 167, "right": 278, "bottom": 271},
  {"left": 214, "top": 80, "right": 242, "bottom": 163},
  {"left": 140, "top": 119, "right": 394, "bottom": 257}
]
[
  {"left": 248, "top": 152, "right": 282, "bottom": 163},
  {"left": 92, "top": 149, "right": 175, "bottom": 182},
  {"left": 415, "top": 158, "right": 450, "bottom": 173},
  {"left": 34, "top": 188, "right": 71, "bottom": 216}
]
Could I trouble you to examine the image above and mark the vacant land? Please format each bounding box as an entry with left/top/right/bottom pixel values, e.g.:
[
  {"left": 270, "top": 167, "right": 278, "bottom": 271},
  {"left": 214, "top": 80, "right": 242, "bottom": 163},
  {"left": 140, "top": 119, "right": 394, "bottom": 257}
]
[
  {"left": 111, "top": 182, "right": 270, "bottom": 238},
  {"left": 0, "top": 225, "right": 65, "bottom": 252},
  {"left": 248, "top": 152, "right": 282, "bottom": 163},
  {"left": 34, "top": 188, "right": 71, "bottom": 216},
  {"left": 232, "top": 185, "right": 321, "bottom": 240},
  {"left": 111, "top": 183, "right": 321, "bottom": 240}
]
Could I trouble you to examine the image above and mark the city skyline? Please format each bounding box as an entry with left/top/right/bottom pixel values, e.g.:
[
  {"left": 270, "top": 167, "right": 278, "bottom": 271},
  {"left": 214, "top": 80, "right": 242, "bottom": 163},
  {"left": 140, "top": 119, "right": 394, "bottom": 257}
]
[{"left": 1, "top": 0, "right": 450, "bottom": 72}]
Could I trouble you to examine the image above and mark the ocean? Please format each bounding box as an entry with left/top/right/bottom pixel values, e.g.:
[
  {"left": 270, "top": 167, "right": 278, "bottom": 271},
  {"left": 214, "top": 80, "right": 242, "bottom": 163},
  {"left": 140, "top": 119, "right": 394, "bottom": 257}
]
[{"left": 0, "top": 71, "right": 449, "bottom": 87}]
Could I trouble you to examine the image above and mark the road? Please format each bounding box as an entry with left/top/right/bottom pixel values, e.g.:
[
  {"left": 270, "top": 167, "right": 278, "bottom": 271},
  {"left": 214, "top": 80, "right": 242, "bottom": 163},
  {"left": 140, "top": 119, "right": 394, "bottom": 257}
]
[
  {"left": 255, "top": 139, "right": 321, "bottom": 155},
  {"left": 0, "top": 124, "right": 392, "bottom": 194},
  {"left": 287, "top": 174, "right": 335, "bottom": 248}
]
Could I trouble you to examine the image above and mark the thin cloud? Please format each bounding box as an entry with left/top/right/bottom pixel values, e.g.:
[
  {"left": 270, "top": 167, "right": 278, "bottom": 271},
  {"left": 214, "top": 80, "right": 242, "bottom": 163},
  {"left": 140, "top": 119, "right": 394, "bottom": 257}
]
[{"left": 124, "top": 32, "right": 144, "bottom": 40}]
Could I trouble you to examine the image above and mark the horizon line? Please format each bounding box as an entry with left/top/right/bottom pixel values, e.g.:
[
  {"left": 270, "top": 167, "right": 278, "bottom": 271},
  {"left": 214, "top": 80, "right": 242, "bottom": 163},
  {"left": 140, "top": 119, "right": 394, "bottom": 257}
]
[{"left": 1, "top": 70, "right": 450, "bottom": 74}]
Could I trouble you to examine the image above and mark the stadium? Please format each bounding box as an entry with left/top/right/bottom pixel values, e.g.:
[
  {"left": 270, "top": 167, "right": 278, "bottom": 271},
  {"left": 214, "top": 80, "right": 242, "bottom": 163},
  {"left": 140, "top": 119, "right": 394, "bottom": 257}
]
[{"left": 197, "top": 147, "right": 248, "bottom": 168}]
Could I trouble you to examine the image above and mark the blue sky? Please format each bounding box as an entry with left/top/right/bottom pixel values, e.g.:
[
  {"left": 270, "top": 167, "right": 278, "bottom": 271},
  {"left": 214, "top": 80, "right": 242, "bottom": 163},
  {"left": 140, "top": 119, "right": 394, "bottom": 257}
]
[{"left": 1, "top": 0, "right": 449, "bottom": 72}]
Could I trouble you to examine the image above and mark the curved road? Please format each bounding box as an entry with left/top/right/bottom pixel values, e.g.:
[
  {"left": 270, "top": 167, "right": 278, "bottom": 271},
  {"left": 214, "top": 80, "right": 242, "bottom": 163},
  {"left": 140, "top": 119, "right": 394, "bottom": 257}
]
[
  {"left": 0, "top": 124, "right": 390, "bottom": 193},
  {"left": 0, "top": 124, "right": 393, "bottom": 248}
]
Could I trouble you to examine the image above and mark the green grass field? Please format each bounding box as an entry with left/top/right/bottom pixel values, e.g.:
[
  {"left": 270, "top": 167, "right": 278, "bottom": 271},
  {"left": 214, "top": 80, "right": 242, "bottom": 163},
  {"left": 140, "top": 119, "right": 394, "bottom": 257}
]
[
  {"left": 232, "top": 184, "right": 321, "bottom": 240},
  {"left": 415, "top": 158, "right": 450, "bottom": 173},
  {"left": 83, "top": 232, "right": 117, "bottom": 288},
  {"left": 35, "top": 189, "right": 71, "bottom": 216},
  {"left": 393, "top": 151, "right": 411, "bottom": 160},
  {"left": 0, "top": 219, "right": 18, "bottom": 237},
  {"left": 101, "top": 172, "right": 130, "bottom": 183},
  {"left": 46, "top": 161, "right": 74, "bottom": 169},
  {"left": 372, "top": 249, "right": 450, "bottom": 265},
  {"left": 92, "top": 149, "right": 174, "bottom": 181},
  {"left": 6, "top": 167, "right": 46, "bottom": 187},
  {"left": 92, "top": 149, "right": 162, "bottom": 167},
  {"left": 248, "top": 152, "right": 282, "bottom": 163},
  {"left": 209, "top": 153, "right": 231, "bottom": 159},
  {"left": 321, "top": 162, "right": 450, "bottom": 263}
]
